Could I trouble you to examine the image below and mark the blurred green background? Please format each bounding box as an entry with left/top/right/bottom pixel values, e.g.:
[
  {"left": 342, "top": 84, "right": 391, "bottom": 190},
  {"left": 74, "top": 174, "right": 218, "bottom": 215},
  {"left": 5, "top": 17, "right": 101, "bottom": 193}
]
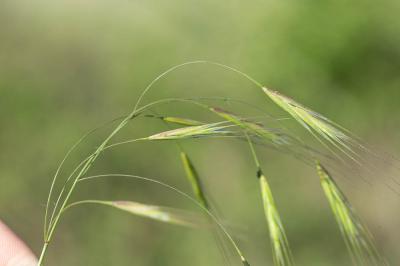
[{"left": 1, "top": 0, "right": 400, "bottom": 265}]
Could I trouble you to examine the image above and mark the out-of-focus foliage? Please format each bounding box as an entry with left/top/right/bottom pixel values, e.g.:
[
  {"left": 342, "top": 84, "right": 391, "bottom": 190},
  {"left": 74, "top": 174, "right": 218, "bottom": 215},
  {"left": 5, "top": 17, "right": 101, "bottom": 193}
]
[{"left": 1, "top": 0, "right": 400, "bottom": 265}]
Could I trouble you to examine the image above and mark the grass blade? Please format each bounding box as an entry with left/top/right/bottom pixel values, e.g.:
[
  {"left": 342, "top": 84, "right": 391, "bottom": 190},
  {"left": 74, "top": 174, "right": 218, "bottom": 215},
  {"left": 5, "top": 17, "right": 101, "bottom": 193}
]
[{"left": 316, "top": 162, "right": 385, "bottom": 265}]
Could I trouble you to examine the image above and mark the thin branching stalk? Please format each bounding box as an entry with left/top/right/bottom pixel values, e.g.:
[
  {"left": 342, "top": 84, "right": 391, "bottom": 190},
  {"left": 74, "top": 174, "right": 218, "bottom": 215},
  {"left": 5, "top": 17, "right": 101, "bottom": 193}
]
[
  {"left": 44, "top": 116, "right": 125, "bottom": 240},
  {"left": 77, "top": 174, "right": 250, "bottom": 265},
  {"left": 41, "top": 98, "right": 208, "bottom": 254},
  {"left": 40, "top": 61, "right": 382, "bottom": 266},
  {"left": 40, "top": 99, "right": 246, "bottom": 264},
  {"left": 39, "top": 113, "right": 138, "bottom": 264},
  {"left": 155, "top": 111, "right": 234, "bottom": 265}
]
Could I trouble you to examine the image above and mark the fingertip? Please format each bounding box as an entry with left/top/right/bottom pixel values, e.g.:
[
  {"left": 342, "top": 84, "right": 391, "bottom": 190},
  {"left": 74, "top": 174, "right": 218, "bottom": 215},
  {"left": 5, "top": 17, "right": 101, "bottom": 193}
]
[{"left": 0, "top": 221, "right": 37, "bottom": 266}]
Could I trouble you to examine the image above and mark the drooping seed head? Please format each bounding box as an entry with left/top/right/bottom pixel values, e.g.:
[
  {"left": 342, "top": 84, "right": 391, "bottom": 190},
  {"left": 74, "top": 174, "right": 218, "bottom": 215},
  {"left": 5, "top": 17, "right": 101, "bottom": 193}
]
[
  {"left": 210, "top": 107, "right": 287, "bottom": 145},
  {"left": 180, "top": 152, "right": 209, "bottom": 209},
  {"left": 162, "top": 116, "right": 204, "bottom": 126},
  {"left": 263, "top": 87, "right": 356, "bottom": 158},
  {"left": 147, "top": 123, "right": 234, "bottom": 140},
  {"left": 112, "top": 201, "right": 202, "bottom": 227},
  {"left": 316, "top": 162, "right": 385, "bottom": 265},
  {"left": 258, "top": 169, "right": 294, "bottom": 266}
]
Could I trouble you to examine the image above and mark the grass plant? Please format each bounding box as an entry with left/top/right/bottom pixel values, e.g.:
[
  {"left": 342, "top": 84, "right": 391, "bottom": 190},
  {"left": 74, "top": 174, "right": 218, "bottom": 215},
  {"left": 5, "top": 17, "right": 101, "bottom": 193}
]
[{"left": 38, "top": 61, "right": 386, "bottom": 266}]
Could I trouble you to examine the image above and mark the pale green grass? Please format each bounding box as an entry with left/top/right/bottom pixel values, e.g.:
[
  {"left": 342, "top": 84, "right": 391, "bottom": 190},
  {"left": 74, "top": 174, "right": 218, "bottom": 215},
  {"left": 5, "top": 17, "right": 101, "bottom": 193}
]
[
  {"left": 263, "top": 88, "right": 358, "bottom": 157},
  {"left": 162, "top": 116, "right": 204, "bottom": 126},
  {"left": 317, "top": 162, "right": 385, "bottom": 266},
  {"left": 246, "top": 133, "right": 294, "bottom": 266},
  {"left": 39, "top": 61, "right": 386, "bottom": 266},
  {"left": 210, "top": 107, "right": 287, "bottom": 145},
  {"left": 147, "top": 122, "right": 236, "bottom": 140},
  {"left": 180, "top": 151, "right": 210, "bottom": 209},
  {"left": 258, "top": 171, "right": 294, "bottom": 266},
  {"left": 64, "top": 200, "right": 204, "bottom": 227}
]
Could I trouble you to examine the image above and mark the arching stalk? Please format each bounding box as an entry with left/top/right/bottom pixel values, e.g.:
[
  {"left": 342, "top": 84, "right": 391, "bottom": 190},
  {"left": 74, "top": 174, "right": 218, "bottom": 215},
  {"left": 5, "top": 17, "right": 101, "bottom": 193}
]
[{"left": 39, "top": 60, "right": 265, "bottom": 264}]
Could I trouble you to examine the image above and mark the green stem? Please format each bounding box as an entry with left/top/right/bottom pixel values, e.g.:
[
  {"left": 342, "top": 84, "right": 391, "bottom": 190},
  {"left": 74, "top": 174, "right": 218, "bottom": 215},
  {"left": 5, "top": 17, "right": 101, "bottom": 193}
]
[
  {"left": 245, "top": 132, "right": 261, "bottom": 168},
  {"left": 44, "top": 99, "right": 201, "bottom": 238},
  {"left": 39, "top": 117, "right": 131, "bottom": 265},
  {"left": 133, "top": 60, "right": 263, "bottom": 112},
  {"left": 77, "top": 174, "right": 248, "bottom": 264},
  {"left": 40, "top": 60, "right": 265, "bottom": 265},
  {"left": 43, "top": 116, "right": 125, "bottom": 240},
  {"left": 62, "top": 200, "right": 113, "bottom": 212},
  {"left": 37, "top": 242, "right": 48, "bottom": 266}
]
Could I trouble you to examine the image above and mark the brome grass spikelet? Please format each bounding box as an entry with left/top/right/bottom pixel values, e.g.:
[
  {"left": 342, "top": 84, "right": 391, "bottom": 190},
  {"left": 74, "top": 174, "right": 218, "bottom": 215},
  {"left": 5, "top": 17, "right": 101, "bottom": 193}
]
[
  {"left": 180, "top": 152, "right": 209, "bottom": 209},
  {"left": 317, "top": 162, "right": 385, "bottom": 265},
  {"left": 262, "top": 88, "right": 355, "bottom": 158},
  {"left": 258, "top": 169, "right": 294, "bottom": 266},
  {"left": 64, "top": 200, "right": 203, "bottom": 227},
  {"left": 210, "top": 107, "right": 287, "bottom": 145},
  {"left": 246, "top": 133, "right": 293, "bottom": 266},
  {"left": 162, "top": 116, "right": 204, "bottom": 126},
  {"left": 147, "top": 122, "right": 234, "bottom": 140}
]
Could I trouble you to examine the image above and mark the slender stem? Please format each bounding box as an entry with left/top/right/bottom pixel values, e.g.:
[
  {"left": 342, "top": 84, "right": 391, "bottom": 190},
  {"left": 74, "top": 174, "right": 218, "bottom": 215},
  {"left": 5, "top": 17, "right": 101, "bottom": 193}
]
[
  {"left": 62, "top": 200, "right": 113, "bottom": 213},
  {"left": 37, "top": 242, "right": 48, "bottom": 266},
  {"left": 77, "top": 174, "right": 247, "bottom": 262},
  {"left": 47, "top": 155, "right": 94, "bottom": 233},
  {"left": 40, "top": 61, "right": 265, "bottom": 265},
  {"left": 43, "top": 99, "right": 193, "bottom": 237},
  {"left": 245, "top": 132, "right": 261, "bottom": 168},
  {"left": 40, "top": 106, "right": 160, "bottom": 264},
  {"left": 44, "top": 116, "right": 125, "bottom": 239},
  {"left": 133, "top": 61, "right": 263, "bottom": 112},
  {"left": 39, "top": 118, "right": 131, "bottom": 265}
]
